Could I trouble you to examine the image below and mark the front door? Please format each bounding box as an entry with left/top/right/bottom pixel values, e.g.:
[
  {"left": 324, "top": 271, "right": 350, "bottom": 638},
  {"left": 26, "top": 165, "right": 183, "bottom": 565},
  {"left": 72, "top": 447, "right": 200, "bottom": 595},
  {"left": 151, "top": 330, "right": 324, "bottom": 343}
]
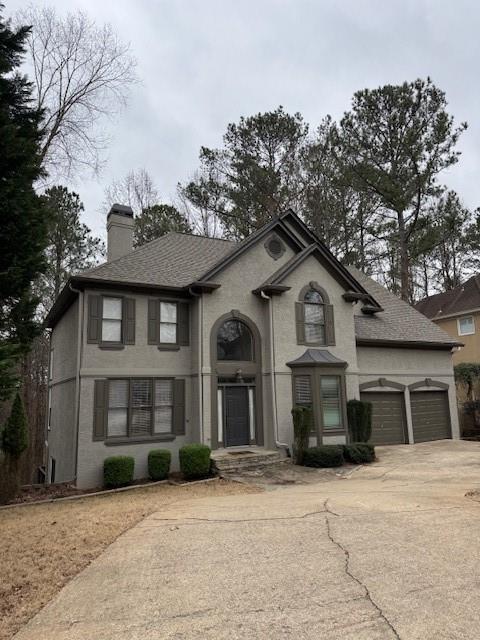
[{"left": 224, "top": 386, "right": 250, "bottom": 447}]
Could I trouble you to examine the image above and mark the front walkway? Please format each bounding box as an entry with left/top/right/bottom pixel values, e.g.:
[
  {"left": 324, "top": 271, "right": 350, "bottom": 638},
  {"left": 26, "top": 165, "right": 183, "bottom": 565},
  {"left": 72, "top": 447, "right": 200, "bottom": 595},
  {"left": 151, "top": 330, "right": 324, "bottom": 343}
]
[{"left": 14, "top": 441, "right": 480, "bottom": 639}]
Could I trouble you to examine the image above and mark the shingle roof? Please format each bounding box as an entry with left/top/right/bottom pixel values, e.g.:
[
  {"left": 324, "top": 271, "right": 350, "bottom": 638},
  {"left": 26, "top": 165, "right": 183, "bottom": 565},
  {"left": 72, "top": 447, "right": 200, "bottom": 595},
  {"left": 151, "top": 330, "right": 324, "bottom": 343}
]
[
  {"left": 80, "top": 232, "right": 236, "bottom": 288},
  {"left": 415, "top": 275, "right": 480, "bottom": 319},
  {"left": 347, "top": 266, "right": 461, "bottom": 347}
]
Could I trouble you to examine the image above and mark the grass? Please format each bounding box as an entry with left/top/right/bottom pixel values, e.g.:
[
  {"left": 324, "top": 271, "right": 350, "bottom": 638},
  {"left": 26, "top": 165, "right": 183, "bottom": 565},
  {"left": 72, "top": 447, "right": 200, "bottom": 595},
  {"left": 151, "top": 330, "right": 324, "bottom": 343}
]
[{"left": 0, "top": 478, "right": 259, "bottom": 640}]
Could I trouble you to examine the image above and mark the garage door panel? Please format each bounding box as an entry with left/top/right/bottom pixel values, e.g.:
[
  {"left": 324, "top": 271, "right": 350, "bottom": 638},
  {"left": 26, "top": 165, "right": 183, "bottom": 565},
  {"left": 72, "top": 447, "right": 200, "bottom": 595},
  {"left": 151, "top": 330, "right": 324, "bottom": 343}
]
[
  {"left": 411, "top": 391, "right": 451, "bottom": 443},
  {"left": 360, "top": 392, "right": 408, "bottom": 445}
]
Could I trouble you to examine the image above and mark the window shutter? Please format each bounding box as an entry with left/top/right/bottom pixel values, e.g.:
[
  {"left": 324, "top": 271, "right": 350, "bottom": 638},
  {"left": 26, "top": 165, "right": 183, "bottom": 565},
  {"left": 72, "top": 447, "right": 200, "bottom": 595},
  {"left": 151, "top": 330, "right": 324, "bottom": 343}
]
[
  {"left": 172, "top": 378, "right": 185, "bottom": 435},
  {"left": 325, "top": 304, "right": 335, "bottom": 346},
  {"left": 177, "top": 302, "right": 190, "bottom": 346},
  {"left": 87, "top": 295, "right": 102, "bottom": 343},
  {"left": 93, "top": 379, "right": 107, "bottom": 440},
  {"left": 123, "top": 298, "right": 136, "bottom": 344},
  {"left": 295, "top": 302, "right": 305, "bottom": 344},
  {"left": 148, "top": 299, "right": 159, "bottom": 344}
]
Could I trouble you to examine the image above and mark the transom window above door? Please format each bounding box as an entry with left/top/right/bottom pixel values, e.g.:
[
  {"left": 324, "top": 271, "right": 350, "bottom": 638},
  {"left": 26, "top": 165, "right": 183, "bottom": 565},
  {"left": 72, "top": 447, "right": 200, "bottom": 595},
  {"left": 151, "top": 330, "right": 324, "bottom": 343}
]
[{"left": 217, "top": 319, "right": 253, "bottom": 361}]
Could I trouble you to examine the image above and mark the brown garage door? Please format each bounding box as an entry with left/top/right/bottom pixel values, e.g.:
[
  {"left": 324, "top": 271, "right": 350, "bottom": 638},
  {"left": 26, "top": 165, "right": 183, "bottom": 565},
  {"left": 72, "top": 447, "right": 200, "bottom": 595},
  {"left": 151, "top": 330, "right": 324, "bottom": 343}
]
[
  {"left": 360, "top": 392, "right": 408, "bottom": 445},
  {"left": 410, "top": 391, "right": 451, "bottom": 442}
]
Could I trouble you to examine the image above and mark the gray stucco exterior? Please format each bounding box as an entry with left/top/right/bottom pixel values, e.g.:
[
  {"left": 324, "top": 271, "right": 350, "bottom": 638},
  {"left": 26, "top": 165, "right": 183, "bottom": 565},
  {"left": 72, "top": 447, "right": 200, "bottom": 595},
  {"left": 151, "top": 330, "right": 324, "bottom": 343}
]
[{"left": 47, "top": 212, "right": 460, "bottom": 489}]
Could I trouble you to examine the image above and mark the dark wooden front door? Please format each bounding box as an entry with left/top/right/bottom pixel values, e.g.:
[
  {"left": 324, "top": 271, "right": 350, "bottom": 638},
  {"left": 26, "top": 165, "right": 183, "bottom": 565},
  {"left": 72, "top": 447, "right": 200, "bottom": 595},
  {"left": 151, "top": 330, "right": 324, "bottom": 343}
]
[{"left": 224, "top": 386, "right": 250, "bottom": 447}]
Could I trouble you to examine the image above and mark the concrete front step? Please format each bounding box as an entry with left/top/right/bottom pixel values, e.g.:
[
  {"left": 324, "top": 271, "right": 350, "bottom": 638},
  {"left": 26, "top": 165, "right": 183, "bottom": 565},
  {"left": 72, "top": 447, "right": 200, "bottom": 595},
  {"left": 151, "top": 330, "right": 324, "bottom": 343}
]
[{"left": 211, "top": 448, "right": 287, "bottom": 473}]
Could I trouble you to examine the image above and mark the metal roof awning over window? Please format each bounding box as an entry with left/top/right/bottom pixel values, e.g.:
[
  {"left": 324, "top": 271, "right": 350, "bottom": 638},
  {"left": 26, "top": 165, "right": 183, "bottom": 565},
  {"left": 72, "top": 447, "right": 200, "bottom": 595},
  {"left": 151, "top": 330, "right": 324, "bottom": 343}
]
[{"left": 287, "top": 349, "right": 348, "bottom": 368}]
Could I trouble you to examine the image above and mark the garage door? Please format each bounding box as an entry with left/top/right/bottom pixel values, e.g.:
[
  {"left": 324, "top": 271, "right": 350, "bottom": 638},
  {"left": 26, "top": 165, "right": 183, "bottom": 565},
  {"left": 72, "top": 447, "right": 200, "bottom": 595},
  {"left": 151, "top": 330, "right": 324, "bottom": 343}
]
[
  {"left": 360, "top": 392, "right": 408, "bottom": 445},
  {"left": 410, "top": 391, "right": 451, "bottom": 442}
]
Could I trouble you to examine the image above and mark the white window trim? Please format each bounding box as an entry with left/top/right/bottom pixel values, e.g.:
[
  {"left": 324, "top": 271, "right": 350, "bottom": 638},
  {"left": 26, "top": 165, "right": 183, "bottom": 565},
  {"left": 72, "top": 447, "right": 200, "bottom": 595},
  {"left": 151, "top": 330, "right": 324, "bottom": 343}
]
[{"left": 457, "top": 315, "right": 475, "bottom": 336}]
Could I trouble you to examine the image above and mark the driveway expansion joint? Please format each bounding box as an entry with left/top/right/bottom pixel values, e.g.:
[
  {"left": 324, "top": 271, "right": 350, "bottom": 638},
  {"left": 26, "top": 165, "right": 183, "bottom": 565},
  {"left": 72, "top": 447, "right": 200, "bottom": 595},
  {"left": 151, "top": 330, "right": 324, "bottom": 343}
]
[{"left": 324, "top": 501, "right": 401, "bottom": 640}]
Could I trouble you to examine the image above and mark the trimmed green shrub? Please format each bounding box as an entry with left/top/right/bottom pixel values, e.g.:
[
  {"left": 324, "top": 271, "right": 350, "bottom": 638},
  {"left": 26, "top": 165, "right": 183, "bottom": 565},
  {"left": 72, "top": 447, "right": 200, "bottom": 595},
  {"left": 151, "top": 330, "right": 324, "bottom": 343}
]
[
  {"left": 179, "top": 444, "right": 211, "bottom": 480},
  {"left": 347, "top": 399, "right": 372, "bottom": 442},
  {"left": 343, "top": 443, "right": 375, "bottom": 464},
  {"left": 292, "top": 406, "right": 312, "bottom": 465},
  {"left": 148, "top": 449, "right": 171, "bottom": 481},
  {"left": 303, "top": 445, "right": 344, "bottom": 468},
  {"left": 103, "top": 456, "right": 134, "bottom": 488}
]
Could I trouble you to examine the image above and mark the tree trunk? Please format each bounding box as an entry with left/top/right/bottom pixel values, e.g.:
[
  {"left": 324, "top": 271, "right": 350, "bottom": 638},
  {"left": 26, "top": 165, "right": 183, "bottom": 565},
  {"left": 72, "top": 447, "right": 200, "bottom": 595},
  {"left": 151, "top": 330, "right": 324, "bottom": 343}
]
[{"left": 397, "top": 210, "right": 410, "bottom": 301}]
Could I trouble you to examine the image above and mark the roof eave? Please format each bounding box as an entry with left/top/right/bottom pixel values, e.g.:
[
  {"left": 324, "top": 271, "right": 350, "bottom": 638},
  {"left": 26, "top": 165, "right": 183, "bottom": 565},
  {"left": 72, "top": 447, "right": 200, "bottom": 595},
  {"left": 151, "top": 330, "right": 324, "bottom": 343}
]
[{"left": 356, "top": 338, "right": 462, "bottom": 350}]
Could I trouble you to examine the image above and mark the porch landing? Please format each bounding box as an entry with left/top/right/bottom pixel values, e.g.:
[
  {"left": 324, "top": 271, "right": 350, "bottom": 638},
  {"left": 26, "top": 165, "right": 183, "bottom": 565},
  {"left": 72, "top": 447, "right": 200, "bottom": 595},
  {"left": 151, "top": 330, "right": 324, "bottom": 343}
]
[{"left": 211, "top": 447, "right": 288, "bottom": 475}]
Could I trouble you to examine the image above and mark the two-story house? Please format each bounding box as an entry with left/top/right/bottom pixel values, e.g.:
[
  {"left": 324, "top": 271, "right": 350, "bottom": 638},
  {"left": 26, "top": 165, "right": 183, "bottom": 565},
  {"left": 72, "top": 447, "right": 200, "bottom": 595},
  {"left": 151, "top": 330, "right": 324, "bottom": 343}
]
[
  {"left": 416, "top": 276, "right": 480, "bottom": 367},
  {"left": 45, "top": 206, "right": 461, "bottom": 488}
]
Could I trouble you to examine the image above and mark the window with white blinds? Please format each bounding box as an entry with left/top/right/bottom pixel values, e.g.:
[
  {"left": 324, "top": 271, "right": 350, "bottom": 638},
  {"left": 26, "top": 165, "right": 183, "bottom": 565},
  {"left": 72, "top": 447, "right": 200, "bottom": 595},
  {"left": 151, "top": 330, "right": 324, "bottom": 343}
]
[
  {"left": 107, "top": 379, "right": 174, "bottom": 438},
  {"left": 154, "top": 379, "right": 173, "bottom": 433},
  {"left": 294, "top": 376, "right": 312, "bottom": 406},
  {"left": 107, "top": 380, "right": 129, "bottom": 437},
  {"left": 320, "top": 376, "right": 342, "bottom": 431}
]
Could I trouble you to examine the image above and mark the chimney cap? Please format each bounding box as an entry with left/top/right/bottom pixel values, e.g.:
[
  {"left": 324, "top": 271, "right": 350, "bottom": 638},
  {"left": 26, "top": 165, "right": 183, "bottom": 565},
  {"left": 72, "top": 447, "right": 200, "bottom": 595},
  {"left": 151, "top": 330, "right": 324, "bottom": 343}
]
[{"left": 108, "top": 203, "right": 134, "bottom": 219}]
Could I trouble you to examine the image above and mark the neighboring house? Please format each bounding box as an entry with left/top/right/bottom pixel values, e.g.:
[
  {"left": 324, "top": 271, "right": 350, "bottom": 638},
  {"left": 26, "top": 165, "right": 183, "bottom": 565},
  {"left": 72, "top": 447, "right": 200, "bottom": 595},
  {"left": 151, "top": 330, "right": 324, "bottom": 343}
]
[
  {"left": 45, "top": 206, "right": 461, "bottom": 488},
  {"left": 415, "top": 277, "right": 480, "bottom": 367}
]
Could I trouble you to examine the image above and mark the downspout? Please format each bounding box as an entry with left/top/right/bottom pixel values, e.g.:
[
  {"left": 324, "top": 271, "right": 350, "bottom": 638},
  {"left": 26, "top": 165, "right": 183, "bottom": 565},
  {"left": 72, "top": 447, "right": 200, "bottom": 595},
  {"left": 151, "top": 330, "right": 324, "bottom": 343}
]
[
  {"left": 260, "top": 291, "right": 290, "bottom": 454},
  {"left": 189, "top": 288, "right": 204, "bottom": 444},
  {"left": 44, "top": 329, "right": 52, "bottom": 485},
  {"left": 69, "top": 282, "right": 84, "bottom": 482}
]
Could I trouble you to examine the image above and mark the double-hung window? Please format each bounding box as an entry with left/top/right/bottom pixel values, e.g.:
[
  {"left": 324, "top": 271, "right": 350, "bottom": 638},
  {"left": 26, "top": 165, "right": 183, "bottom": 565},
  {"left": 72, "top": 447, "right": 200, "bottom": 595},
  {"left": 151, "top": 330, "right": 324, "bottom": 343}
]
[
  {"left": 148, "top": 299, "right": 190, "bottom": 347},
  {"left": 458, "top": 316, "right": 475, "bottom": 336},
  {"left": 160, "top": 302, "right": 177, "bottom": 344},
  {"left": 102, "top": 297, "right": 123, "bottom": 343}
]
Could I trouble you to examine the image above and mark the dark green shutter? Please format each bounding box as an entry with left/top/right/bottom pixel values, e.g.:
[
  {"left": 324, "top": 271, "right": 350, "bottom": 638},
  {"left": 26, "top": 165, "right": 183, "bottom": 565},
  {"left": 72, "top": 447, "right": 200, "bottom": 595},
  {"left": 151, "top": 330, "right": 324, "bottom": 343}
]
[
  {"left": 172, "top": 378, "right": 185, "bottom": 435},
  {"left": 295, "top": 302, "right": 305, "bottom": 344},
  {"left": 123, "top": 298, "right": 136, "bottom": 344},
  {"left": 87, "top": 295, "right": 102, "bottom": 343},
  {"left": 93, "top": 379, "right": 107, "bottom": 440},
  {"left": 325, "top": 304, "right": 335, "bottom": 346},
  {"left": 177, "top": 302, "right": 190, "bottom": 346},
  {"left": 148, "top": 299, "right": 159, "bottom": 344}
]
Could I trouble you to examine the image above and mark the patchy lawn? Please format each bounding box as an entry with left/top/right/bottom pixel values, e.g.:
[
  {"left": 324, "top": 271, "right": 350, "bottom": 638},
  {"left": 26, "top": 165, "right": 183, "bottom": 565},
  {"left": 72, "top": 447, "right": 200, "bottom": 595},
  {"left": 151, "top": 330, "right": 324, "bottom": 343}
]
[{"left": 0, "top": 479, "right": 259, "bottom": 640}]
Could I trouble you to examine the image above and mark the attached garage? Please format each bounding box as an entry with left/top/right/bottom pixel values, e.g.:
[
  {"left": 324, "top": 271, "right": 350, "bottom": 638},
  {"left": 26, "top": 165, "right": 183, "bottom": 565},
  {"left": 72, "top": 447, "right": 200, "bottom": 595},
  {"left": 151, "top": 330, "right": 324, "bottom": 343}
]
[
  {"left": 360, "top": 391, "right": 408, "bottom": 445},
  {"left": 410, "top": 391, "right": 451, "bottom": 442}
]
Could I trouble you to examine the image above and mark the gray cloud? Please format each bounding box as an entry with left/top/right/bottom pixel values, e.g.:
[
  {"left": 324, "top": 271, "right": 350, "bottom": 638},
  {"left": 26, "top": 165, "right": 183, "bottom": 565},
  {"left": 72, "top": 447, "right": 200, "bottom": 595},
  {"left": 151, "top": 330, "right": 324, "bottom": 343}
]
[{"left": 8, "top": 0, "right": 480, "bottom": 239}]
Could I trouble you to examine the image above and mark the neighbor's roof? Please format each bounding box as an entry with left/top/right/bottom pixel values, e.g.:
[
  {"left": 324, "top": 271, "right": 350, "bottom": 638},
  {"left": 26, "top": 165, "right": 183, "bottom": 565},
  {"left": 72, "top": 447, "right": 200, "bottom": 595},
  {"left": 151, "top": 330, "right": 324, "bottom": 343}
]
[
  {"left": 80, "top": 232, "right": 237, "bottom": 288},
  {"left": 415, "top": 275, "right": 480, "bottom": 320},
  {"left": 348, "top": 266, "right": 461, "bottom": 348}
]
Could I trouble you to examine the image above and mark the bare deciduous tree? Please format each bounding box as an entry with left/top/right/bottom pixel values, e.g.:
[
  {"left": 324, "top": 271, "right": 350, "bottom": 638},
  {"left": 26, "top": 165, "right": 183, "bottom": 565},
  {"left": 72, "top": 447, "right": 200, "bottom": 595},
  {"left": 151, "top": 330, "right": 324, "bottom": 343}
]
[
  {"left": 103, "top": 168, "right": 159, "bottom": 216},
  {"left": 18, "top": 5, "right": 138, "bottom": 177}
]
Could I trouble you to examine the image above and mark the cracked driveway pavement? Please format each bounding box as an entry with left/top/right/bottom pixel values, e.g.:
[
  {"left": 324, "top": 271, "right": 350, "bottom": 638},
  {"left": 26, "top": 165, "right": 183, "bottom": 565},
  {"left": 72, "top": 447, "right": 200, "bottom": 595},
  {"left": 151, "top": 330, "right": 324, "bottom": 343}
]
[{"left": 13, "top": 440, "right": 480, "bottom": 640}]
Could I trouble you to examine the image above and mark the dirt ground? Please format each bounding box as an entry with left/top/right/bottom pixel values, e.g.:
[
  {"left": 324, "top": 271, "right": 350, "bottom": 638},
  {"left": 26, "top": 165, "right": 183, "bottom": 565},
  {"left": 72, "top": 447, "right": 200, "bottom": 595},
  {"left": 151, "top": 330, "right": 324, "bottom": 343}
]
[{"left": 0, "top": 479, "right": 259, "bottom": 640}]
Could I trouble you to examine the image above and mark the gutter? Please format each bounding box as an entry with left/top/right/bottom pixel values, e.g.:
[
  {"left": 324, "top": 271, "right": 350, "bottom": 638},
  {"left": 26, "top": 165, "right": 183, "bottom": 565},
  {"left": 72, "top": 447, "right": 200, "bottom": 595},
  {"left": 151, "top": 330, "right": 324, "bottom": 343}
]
[{"left": 260, "top": 291, "right": 290, "bottom": 454}]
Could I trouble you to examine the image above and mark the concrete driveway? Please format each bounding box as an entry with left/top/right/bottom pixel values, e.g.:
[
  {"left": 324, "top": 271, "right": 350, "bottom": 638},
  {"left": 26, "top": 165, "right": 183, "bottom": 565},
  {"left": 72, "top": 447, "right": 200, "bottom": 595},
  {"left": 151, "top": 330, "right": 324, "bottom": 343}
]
[{"left": 14, "top": 440, "right": 480, "bottom": 640}]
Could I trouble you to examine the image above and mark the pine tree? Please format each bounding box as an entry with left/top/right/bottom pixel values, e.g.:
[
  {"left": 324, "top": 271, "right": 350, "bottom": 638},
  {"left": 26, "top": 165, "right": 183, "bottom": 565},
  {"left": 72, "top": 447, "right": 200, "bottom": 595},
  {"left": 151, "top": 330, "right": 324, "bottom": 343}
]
[
  {"left": 0, "top": 7, "right": 49, "bottom": 400},
  {"left": 1, "top": 392, "right": 28, "bottom": 459},
  {"left": 134, "top": 204, "right": 191, "bottom": 247}
]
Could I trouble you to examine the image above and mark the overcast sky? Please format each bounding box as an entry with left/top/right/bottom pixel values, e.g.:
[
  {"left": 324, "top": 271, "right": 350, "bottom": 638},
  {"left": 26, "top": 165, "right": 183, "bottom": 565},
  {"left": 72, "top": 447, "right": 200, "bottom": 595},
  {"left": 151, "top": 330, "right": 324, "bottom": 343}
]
[{"left": 7, "top": 0, "right": 480, "bottom": 240}]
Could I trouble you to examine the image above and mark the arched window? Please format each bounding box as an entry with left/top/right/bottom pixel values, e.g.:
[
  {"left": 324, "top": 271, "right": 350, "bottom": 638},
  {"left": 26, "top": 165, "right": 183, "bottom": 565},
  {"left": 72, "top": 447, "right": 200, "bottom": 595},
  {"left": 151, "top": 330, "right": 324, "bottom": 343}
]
[
  {"left": 303, "top": 288, "right": 326, "bottom": 344},
  {"left": 295, "top": 282, "right": 335, "bottom": 346},
  {"left": 217, "top": 320, "right": 253, "bottom": 361}
]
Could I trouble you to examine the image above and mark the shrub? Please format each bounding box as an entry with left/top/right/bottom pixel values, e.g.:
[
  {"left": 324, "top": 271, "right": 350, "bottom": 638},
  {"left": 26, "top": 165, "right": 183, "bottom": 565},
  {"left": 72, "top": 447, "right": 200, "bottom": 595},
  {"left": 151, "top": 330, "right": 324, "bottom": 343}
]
[
  {"left": 103, "top": 456, "right": 134, "bottom": 488},
  {"left": 148, "top": 449, "right": 171, "bottom": 481},
  {"left": 179, "top": 444, "right": 211, "bottom": 480},
  {"left": 343, "top": 443, "right": 375, "bottom": 464},
  {"left": 347, "top": 399, "right": 372, "bottom": 442},
  {"left": 0, "top": 392, "right": 28, "bottom": 504},
  {"left": 292, "top": 406, "right": 312, "bottom": 465},
  {"left": 303, "top": 445, "right": 344, "bottom": 468}
]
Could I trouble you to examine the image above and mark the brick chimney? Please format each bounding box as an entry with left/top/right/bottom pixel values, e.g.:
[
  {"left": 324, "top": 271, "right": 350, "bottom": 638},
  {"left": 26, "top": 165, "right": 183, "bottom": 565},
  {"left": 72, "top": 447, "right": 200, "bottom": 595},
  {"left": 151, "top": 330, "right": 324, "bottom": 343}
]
[{"left": 107, "top": 204, "right": 134, "bottom": 262}]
